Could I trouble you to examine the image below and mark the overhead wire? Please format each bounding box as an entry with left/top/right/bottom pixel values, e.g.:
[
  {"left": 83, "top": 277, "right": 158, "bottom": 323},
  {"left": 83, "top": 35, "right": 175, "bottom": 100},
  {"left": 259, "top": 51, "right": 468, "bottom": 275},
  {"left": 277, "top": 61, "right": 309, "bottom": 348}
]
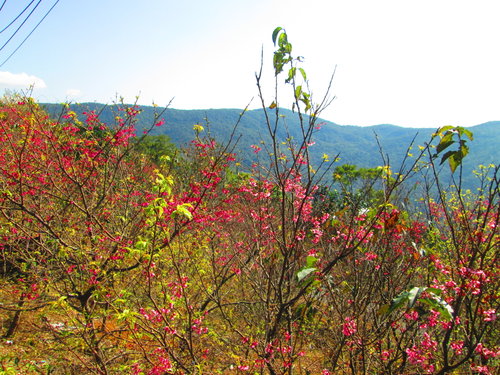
[
  {"left": 0, "top": 0, "right": 42, "bottom": 53},
  {"left": 0, "top": 0, "right": 37, "bottom": 34},
  {"left": 0, "top": 0, "right": 61, "bottom": 67},
  {"left": 0, "top": 1, "right": 7, "bottom": 13}
]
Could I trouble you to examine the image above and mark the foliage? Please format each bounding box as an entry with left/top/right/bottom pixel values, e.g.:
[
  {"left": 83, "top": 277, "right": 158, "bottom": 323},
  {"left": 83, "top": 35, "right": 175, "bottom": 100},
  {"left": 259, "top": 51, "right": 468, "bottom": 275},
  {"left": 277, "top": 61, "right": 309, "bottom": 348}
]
[
  {"left": 0, "top": 28, "right": 498, "bottom": 375},
  {"left": 131, "top": 134, "right": 178, "bottom": 165},
  {"left": 434, "top": 125, "right": 474, "bottom": 173},
  {"left": 38, "top": 105, "right": 500, "bottom": 193},
  {"left": 329, "top": 164, "right": 385, "bottom": 212}
]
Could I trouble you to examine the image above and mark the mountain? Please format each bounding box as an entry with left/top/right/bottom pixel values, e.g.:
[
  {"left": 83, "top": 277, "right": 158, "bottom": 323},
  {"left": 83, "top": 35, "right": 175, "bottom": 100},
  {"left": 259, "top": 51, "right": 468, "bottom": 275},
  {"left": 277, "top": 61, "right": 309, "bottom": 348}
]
[{"left": 42, "top": 103, "right": 499, "bottom": 190}]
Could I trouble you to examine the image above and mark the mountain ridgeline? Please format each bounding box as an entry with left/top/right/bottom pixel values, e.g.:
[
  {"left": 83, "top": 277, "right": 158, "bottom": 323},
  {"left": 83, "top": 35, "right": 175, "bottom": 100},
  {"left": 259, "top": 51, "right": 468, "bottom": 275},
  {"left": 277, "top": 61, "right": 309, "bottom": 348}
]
[{"left": 42, "top": 103, "right": 499, "bottom": 191}]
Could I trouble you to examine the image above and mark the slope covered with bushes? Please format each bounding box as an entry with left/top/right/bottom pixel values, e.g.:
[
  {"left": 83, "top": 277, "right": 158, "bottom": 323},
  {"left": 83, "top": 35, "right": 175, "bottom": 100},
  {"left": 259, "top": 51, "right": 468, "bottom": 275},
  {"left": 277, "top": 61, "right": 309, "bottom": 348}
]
[{"left": 0, "top": 28, "right": 498, "bottom": 375}]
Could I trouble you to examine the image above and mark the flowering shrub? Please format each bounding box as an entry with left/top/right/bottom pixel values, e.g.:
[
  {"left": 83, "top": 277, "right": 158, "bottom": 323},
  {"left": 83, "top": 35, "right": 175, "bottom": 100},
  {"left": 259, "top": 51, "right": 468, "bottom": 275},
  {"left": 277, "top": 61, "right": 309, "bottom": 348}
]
[{"left": 0, "top": 28, "right": 497, "bottom": 374}]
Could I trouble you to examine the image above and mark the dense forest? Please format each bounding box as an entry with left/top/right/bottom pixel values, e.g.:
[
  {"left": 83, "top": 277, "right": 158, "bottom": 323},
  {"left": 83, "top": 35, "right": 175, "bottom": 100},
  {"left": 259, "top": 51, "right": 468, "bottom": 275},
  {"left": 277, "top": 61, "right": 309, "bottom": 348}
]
[
  {"left": 0, "top": 28, "right": 498, "bottom": 374},
  {"left": 40, "top": 103, "right": 499, "bottom": 193}
]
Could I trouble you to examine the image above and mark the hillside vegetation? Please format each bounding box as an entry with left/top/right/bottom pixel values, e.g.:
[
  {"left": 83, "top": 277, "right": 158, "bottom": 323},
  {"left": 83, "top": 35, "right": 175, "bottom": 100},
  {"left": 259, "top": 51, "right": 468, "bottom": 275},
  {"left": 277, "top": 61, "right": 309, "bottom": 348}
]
[
  {"left": 1, "top": 28, "right": 498, "bottom": 375},
  {"left": 42, "top": 103, "right": 499, "bottom": 192}
]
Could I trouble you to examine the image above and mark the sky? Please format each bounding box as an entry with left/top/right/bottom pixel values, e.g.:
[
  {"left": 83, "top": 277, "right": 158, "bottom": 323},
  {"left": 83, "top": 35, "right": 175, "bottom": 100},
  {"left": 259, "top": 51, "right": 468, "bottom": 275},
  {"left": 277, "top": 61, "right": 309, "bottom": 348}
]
[{"left": 1, "top": 0, "right": 500, "bottom": 128}]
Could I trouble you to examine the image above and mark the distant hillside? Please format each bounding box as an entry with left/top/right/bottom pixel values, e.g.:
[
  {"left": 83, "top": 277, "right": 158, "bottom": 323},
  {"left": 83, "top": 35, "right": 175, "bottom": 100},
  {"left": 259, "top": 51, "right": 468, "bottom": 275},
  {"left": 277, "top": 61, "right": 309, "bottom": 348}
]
[{"left": 42, "top": 103, "right": 499, "bottom": 190}]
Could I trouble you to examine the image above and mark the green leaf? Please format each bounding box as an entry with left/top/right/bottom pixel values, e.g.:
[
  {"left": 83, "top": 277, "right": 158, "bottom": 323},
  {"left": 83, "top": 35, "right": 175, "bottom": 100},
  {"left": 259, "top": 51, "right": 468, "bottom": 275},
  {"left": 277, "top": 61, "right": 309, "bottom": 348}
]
[
  {"left": 425, "top": 287, "right": 443, "bottom": 296},
  {"left": 297, "top": 267, "right": 316, "bottom": 282},
  {"left": 284, "top": 41, "right": 292, "bottom": 53},
  {"left": 273, "top": 53, "right": 285, "bottom": 75},
  {"left": 387, "top": 287, "right": 424, "bottom": 314},
  {"left": 386, "top": 286, "right": 454, "bottom": 321},
  {"left": 459, "top": 142, "right": 469, "bottom": 158},
  {"left": 419, "top": 297, "right": 454, "bottom": 321},
  {"left": 301, "top": 92, "right": 311, "bottom": 112},
  {"left": 435, "top": 125, "right": 455, "bottom": 136},
  {"left": 1, "top": 189, "right": 12, "bottom": 197},
  {"left": 135, "top": 240, "right": 148, "bottom": 250},
  {"left": 447, "top": 142, "right": 468, "bottom": 173},
  {"left": 448, "top": 153, "right": 460, "bottom": 173},
  {"left": 407, "top": 286, "right": 424, "bottom": 307},
  {"left": 173, "top": 203, "right": 193, "bottom": 220},
  {"left": 463, "top": 129, "right": 473, "bottom": 141},
  {"left": 286, "top": 67, "right": 296, "bottom": 83},
  {"left": 295, "top": 85, "right": 302, "bottom": 100},
  {"left": 439, "top": 150, "right": 455, "bottom": 166},
  {"left": 434, "top": 126, "right": 474, "bottom": 173},
  {"left": 272, "top": 27, "right": 283, "bottom": 45},
  {"left": 388, "top": 290, "right": 410, "bottom": 314},
  {"left": 278, "top": 31, "right": 288, "bottom": 48},
  {"left": 116, "top": 309, "right": 140, "bottom": 321},
  {"left": 306, "top": 255, "right": 318, "bottom": 268},
  {"left": 51, "top": 296, "right": 68, "bottom": 308},
  {"left": 436, "top": 133, "right": 455, "bottom": 153},
  {"left": 457, "top": 127, "right": 474, "bottom": 141},
  {"left": 299, "top": 67, "right": 307, "bottom": 81}
]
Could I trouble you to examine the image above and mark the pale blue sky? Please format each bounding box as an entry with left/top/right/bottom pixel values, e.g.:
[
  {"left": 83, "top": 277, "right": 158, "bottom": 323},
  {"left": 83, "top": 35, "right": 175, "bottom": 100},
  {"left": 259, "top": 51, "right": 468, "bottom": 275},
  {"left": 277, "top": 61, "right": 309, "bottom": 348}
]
[{"left": 1, "top": 0, "right": 500, "bottom": 128}]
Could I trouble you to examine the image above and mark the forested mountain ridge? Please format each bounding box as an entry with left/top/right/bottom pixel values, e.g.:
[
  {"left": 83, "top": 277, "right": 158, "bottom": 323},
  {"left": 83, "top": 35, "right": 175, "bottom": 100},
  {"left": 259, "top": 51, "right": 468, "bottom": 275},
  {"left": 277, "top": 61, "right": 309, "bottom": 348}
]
[{"left": 42, "top": 103, "right": 499, "bottom": 188}]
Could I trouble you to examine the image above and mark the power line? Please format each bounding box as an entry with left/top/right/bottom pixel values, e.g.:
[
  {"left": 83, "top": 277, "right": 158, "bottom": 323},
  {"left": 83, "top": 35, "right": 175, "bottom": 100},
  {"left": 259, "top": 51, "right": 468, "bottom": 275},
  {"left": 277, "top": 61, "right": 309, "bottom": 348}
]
[
  {"left": 0, "top": 0, "right": 61, "bottom": 67},
  {"left": 0, "top": 0, "right": 42, "bottom": 53},
  {"left": 0, "top": 0, "right": 37, "bottom": 34},
  {"left": 0, "top": 1, "right": 7, "bottom": 13}
]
